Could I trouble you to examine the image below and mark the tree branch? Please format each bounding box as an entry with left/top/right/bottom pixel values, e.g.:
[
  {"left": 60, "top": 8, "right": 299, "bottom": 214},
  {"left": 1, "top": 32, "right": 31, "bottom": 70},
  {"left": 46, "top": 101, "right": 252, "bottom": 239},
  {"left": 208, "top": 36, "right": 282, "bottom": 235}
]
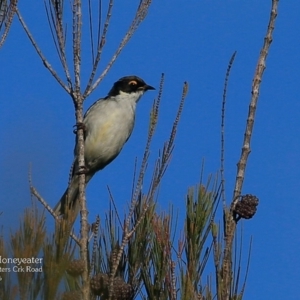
[{"left": 221, "top": 1, "right": 279, "bottom": 299}]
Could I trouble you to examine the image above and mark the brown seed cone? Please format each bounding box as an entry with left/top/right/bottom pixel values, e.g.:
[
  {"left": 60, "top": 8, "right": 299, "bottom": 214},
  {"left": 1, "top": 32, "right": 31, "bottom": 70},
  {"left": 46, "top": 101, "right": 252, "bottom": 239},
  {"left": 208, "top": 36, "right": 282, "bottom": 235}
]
[
  {"left": 66, "top": 259, "right": 85, "bottom": 277},
  {"left": 234, "top": 194, "right": 259, "bottom": 219},
  {"left": 90, "top": 273, "right": 109, "bottom": 297},
  {"left": 90, "top": 273, "right": 133, "bottom": 299}
]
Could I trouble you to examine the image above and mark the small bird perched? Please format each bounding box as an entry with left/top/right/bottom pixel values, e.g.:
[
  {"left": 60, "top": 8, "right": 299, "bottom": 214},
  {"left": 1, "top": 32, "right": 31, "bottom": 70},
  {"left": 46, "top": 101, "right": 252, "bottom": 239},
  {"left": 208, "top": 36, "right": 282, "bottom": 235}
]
[{"left": 54, "top": 75, "right": 155, "bottom": 221}]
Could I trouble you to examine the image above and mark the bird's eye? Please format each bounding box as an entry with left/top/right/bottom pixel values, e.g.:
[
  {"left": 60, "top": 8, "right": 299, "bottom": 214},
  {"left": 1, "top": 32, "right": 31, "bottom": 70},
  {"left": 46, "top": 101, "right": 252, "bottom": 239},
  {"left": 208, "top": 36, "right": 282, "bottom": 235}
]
[{"left": 128, "top": 80, "right": 138, "bottom": 86}]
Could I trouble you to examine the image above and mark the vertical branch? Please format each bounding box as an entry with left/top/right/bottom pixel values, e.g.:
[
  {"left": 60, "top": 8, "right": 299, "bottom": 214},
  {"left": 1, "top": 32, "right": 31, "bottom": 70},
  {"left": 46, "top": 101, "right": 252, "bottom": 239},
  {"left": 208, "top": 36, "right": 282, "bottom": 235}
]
[
  {"left": 75, "top": 76, "right": 90, "bottom": 299},
  {"left": 232, "top": 0, "right": 278, "bottom": 206},
  {"left": 221, "top": 1, "right": 279, "bottom": 299},
  {"left": 71, "top": 0, "right": 90, "bottom": 299},
  {"left": 72, "top": 0, "right": 82, "bottom": 95}
]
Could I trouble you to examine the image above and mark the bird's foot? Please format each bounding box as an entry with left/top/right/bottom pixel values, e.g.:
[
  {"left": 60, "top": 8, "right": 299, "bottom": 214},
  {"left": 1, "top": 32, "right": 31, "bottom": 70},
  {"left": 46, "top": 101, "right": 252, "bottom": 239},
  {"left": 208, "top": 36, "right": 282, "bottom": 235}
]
[
  {"left": 76, "top": 165, "right": 89, "bottom": 175},
  {"left": 73, "top": 122, "right": 86, "bottom": 134}
]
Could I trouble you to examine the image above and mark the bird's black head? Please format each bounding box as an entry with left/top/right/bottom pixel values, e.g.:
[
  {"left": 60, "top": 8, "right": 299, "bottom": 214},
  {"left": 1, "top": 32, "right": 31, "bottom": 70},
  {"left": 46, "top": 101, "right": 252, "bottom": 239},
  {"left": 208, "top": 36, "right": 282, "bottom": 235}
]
[{"left": 107, "top": 76, "right": 155, "bottom": 97}]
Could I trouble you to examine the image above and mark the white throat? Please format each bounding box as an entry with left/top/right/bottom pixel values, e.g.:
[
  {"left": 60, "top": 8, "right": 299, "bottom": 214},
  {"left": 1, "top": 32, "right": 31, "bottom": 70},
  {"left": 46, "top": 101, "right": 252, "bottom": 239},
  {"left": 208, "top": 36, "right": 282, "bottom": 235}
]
[{"left": 119, "top": 90, "right": 145, "bottom": 103}]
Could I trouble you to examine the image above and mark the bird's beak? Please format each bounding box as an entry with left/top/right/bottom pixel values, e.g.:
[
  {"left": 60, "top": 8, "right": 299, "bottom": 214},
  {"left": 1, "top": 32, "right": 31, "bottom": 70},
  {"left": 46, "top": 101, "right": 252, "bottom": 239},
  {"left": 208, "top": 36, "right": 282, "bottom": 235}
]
[{"left": 143, "top": 84, "right": 155, "bottom": 91}]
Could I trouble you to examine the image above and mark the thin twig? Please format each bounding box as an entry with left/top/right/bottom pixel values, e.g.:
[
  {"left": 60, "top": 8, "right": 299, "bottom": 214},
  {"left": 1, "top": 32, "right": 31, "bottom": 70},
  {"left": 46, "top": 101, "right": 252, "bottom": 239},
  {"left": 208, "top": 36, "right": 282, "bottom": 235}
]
[
  {"left": 85, "top": 0, "right": 152, "bottom": 99},
  {"left": 89, "top": 215, "right": 100, "bottom": 276},
  {"left": 47, "top": 0, "right": 73, "bottom": 89},
  {"left": 170, "top": 260, "right": 177, "bottom": 300},
  {"left": 130, "top": 157, "right": 138, "bottom": 200},
  {"left": 221, "top": 51, "right": 237, "bottom": 208},
  {"left": 16, "top": 8, "right": 70, "bottom": 93},
  {"left": 27, "top": 166, "right": 82, "bottom": 247},
  {"left": 88, "top": 0, "right": 95, "bottom": 63},
  {"left": 239, "top": 237, "right": 252, "bottom": 297},
  {"left": 107, "top": 185, "right": 123, "bottom": 229},
  {"left": 0, "top": 0, "right": 7, "bottom": 27},
  {"left": 0, "top": 0, "right": 18, "bottom": 48},
  {"left": 233, "top": 223, "right": 243, "bottom": 296},
  {"left": 120, "top": 74, "right": 164, "bottom": 249},
  {"left": 130, "top": 73, "right": 164, "bottom": 213},
  {"left": 83, "top": 0, "right": 113, "bottom": 99},
  {"left": 96, "top": 0, "right": 102, "bottom": 55},
  {"left": 159, "top": 81, "right": 188, "bottom": 181},
  {"left": 29, "top": 186, "right": 80, "bottom": 245},
  {"left": 212, "top": 221, "right": 221, "bottom": 299},
  {"left": 44, "top": 1, "right": 61, "bottom": 64},
  {"left": 146, "top": 81, "right": 188, "bottom": 200},
  {"left": 30, "top": 186, "right": 58, "bottom": 220}
]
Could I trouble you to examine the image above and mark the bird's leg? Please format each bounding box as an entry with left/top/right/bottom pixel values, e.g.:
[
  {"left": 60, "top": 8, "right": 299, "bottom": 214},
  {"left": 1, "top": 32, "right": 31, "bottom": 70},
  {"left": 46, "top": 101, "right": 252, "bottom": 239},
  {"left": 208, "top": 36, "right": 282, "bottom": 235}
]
[{"left": 73, "top": 122, "right": 86, "bottom": 134}]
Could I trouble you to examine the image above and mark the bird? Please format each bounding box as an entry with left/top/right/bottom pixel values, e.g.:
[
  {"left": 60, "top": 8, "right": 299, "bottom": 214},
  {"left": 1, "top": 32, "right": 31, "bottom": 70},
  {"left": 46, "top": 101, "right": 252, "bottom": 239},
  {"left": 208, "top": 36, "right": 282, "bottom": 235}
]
[{"left": 54, "top": 75, "right": 155, "bottom": 222}]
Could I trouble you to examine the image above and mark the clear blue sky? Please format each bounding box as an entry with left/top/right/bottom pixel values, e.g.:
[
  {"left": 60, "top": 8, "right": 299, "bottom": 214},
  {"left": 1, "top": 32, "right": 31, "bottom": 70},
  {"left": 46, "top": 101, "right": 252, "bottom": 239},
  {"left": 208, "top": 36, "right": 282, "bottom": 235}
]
[{"left": 1, "top": 1, "right": 299, "bottom": 299}]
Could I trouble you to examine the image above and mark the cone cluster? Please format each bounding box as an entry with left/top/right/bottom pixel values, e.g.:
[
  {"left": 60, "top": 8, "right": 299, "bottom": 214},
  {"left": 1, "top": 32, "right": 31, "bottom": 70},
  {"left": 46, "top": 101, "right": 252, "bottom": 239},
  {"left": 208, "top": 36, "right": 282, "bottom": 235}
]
[
  {"left": 234, "top": 194, "right": 259, "bottom": 219},
  {"left": 90, "top": 273, "right": 133, "bottom": 299}
]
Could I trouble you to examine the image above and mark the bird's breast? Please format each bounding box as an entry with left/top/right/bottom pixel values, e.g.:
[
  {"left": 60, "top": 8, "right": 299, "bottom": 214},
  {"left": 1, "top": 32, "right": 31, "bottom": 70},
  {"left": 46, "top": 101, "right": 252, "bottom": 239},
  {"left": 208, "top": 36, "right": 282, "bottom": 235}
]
[{"left": 83, "top": 99, "right": 136, "bottom": 171}]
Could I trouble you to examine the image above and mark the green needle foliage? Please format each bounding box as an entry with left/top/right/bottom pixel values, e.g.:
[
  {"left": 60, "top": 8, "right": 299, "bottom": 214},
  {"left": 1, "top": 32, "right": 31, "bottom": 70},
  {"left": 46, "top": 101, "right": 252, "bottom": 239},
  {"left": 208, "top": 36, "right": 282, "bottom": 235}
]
[
  {"left": 10, "top": 204, "right": 45, "bottom": 300},
  {"left": 181, "top": 182, "right": 219, "bottom": 299},
  {"left": 0, "top": 229, "right": 17, "bottom": 300}
]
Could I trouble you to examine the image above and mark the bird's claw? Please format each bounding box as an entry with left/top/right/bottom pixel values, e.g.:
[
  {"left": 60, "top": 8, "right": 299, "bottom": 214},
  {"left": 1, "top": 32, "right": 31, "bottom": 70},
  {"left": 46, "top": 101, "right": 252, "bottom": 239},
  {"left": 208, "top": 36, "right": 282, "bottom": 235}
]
[
  {"left": 76, "top": 165, "right": 89, "bottom": 175},
  {"left": 73, "top": 122, "right": 86, "bottom": 134}
]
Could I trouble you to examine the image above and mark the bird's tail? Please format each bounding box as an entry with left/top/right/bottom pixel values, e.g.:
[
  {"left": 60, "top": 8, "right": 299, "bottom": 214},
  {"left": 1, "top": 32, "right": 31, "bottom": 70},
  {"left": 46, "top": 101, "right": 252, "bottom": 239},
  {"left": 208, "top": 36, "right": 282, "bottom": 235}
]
[
  {"left": 54, "top": 173, "right": 94, "bottom": 224},
  {"left": 54, "top": 175, "right": 81, "bottom": 221}
]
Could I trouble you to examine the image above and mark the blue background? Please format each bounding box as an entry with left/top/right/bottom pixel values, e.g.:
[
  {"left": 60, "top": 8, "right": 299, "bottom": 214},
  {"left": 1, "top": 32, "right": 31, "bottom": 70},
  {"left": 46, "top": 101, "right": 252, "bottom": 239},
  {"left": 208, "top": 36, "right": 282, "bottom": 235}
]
[{"left": 1, "top": 1, "right": 299, "bottom": 299}]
